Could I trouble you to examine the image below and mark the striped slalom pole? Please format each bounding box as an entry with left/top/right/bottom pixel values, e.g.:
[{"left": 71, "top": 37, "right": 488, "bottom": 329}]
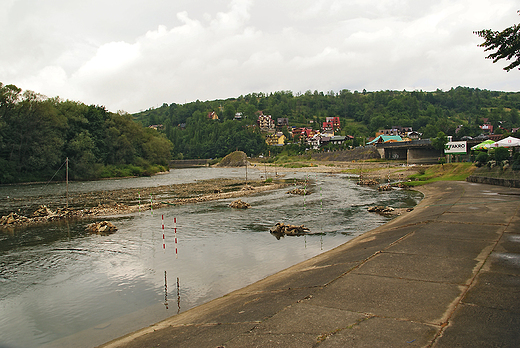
[
  {"left": 162, "top": 214, "right": 165, "bottom": 249},
  {"left": 150, "top": 195, "right": 154, "bottom": 216},
  {"left": 174, "top": 217, "right": 178, "bottom": 259},
  {"left": 138, "top": 191, "right": 141, "bottom": 213}
]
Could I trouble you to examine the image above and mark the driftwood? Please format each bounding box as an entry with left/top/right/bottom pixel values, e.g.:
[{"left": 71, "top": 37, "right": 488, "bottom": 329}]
[
  {"left": 270, "top": 222, "right": 310, "bottom": 239},
  {"left": 229, "top": 199, "right": 251, "bottom": 209}
]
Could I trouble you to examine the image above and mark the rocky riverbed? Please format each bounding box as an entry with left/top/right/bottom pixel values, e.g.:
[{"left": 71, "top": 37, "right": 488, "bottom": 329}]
[{"left": 0, "top": 178, "right": 297, "bottom": 229}]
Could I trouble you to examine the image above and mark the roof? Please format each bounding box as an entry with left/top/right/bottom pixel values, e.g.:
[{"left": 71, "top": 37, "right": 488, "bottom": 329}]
[{"left": 367, "top": 135, "right": 403, "bottom": 145}]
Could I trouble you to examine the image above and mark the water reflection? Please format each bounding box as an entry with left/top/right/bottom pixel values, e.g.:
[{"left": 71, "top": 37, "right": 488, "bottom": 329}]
[{"left": 0, "top": 170, "right": 422, "bottom": 348}]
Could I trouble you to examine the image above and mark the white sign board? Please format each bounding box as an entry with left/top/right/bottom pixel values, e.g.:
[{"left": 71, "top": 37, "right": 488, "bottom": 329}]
[{"left": 445, "top": 141, "right": 467, "bottom": 154}]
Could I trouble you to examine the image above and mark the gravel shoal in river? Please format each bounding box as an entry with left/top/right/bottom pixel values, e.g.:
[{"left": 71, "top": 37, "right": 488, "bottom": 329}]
[{"left": 1, "top": 178, "right": 296, "bottom": 228}]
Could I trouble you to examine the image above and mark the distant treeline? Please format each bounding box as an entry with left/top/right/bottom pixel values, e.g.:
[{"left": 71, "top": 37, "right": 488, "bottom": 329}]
[
  {"left": 135, "top": 87, "right": 520, "bottom": 160},
  {"left": 0, "top": 83, "right": 172, "bottom": 184},
  {"left": 2, "top": 83, "right": 520, "bottom": 184}
]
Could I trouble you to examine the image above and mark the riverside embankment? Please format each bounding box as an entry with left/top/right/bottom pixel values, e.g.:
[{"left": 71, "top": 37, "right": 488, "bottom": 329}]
[{"left": 99, "top": 180, "right": 520, "bottom": 348}]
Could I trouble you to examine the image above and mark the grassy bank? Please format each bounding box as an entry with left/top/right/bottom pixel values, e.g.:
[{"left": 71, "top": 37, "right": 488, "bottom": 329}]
[{"left": 406, "top": 163, "right": 476, "bottom": 186}]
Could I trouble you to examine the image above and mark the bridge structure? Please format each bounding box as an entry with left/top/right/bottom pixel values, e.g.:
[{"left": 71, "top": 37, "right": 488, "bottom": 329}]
[{"left": 375, "top": 139, "right": 480, "bottom": 164}]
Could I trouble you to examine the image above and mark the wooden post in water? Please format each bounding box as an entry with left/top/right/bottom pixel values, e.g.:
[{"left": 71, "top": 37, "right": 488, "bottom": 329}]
[{"left": 66, "top": 157, "right": 69, "bottom": 208}]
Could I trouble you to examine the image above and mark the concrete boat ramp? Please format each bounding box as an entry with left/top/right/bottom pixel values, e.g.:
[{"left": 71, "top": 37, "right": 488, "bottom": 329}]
[{"left": 100, "top": 181, "right": 520, "bottom": 348}]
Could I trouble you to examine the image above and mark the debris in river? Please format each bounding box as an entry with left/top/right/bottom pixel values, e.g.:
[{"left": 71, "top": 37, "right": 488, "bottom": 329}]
[
  {"left": 286, "top": 188, "right": 310, "bottom": 195},
  {"left": 86, "top": 221, "right": 118, "bottom": 235},
  {"left": 357, "top": 179, "right": 379, "bottom": 186},
  {"left": 367, "top": 206, "right": 395, "bottom": 214},
  {"left": 377, "top": 184, "right": 392, "bottom": 191},
  {"left": 229, "top": 199, "right": 251, "bottom": 209},
  {"left": 270, "top": 222, "right": 310, "bottom": 239}
]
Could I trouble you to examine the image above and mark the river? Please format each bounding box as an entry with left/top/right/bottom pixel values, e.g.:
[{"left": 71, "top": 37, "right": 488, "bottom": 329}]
[{"left": 0, "top": 167, "right": 422, "bottom": 348}]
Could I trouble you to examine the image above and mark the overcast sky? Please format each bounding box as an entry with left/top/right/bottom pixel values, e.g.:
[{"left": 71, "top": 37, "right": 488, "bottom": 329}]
[{"left": 1, "top": 0, "right": 518, "bottom": 113}]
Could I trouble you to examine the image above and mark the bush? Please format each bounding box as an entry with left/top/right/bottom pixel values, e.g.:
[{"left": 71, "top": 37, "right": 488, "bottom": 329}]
[
  {"left": 475, "top": 152, "right": 488, "bottom": 167},
  {"left": 494, "top": 147, "right": 510, "bottom": 162}
]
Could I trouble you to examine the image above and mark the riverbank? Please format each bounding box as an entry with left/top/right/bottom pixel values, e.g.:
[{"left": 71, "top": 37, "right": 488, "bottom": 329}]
[{"left": 99, "top": 180, "right": 520, "bottom": 348}]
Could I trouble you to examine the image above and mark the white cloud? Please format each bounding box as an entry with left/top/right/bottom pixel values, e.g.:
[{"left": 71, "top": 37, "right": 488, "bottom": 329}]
[{"left": 1, "top": 0, "right": 519, "bottom": 112}]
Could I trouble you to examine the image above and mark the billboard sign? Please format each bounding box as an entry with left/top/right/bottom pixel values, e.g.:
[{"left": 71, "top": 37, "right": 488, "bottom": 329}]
[{"left": 445, "top": 141, "right": 467, "bottom": 154}]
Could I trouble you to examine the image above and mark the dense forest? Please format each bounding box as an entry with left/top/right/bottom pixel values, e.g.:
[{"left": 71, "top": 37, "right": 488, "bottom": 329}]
[
  {"left": 135, "top": 87, "right": 520, "bottom": 160},
  {"left": 0, "top": 83, "right": 172, "bottom": 184},
  {"left": 2, "top": 82, "right": 520, "bottom": 184}
]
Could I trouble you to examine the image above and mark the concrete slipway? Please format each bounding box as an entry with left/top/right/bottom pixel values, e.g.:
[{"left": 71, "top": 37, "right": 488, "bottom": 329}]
[{"left": 99, "top": 181, "right": 520, "bottom": 348}]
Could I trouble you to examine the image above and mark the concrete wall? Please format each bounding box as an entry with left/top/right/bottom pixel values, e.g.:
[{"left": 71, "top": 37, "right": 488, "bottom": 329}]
[
  {"left": 467, "top": 175, "right": 520, "bottom": 188},
  {"left": 407, "top": 148, "right": 442, "bottom": 164},
  {"left": 384, "top": 147, "right": 408, "bottom": 160}
]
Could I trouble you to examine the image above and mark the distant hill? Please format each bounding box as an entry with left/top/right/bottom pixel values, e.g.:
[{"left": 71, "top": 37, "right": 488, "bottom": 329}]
[{"left": 133, "top": 87, "right": 520, "bottom": 160}]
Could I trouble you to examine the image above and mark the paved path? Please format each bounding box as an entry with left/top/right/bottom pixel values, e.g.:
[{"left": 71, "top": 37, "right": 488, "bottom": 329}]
[{"left": 100, "top": 181, "right": 520, "bottom": 348}]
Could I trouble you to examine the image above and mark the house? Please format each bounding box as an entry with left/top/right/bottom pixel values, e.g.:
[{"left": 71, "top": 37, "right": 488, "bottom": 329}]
[
  {"left": 300, "top": 128, "right": 317, "bottom": 139},
  {"left": 148, "top": 124, "right": 164, "bottom": 130},
  {"left": 266, "top": 132, "right": 286, "bottom": 146},
  {"left": 257, "top": 114, "right": 275, "bottom": 130},
  {"left": 326, "top": 117, "right": 340, "bottom": 129},
  {"left": 322, "top": 121, "right": 334, "bottom": 132},
  {"left": 329, "top": 135, "right": 346, "bottom": 145},
  {"left": 207, "top": 112, "right": 219, "bottom": 120},
  {"left": 480, "top": 124, "right": 493, "bottom": 134},
  {"left": 306, "top": 134, "right": 323, "bottom": 150},
  {"left": 367, "top": 135, "right": 403, "bottom": 145},
  {"left": 234, "top": 112, "right": 243, "bottom": 120},
  {"left": 376, "top": 126, "right": 412, "bottom": 137},
  {"left": 277, "top": 118, "right": 289, "bottom": 127},
  {"left": 407, "top": 131, "right": 421, "bottom": 140}
]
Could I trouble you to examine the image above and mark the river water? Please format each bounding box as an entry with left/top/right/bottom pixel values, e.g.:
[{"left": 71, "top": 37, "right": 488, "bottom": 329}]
[{"left": 0, "top": 167, "right": 422, "bottom": 348}]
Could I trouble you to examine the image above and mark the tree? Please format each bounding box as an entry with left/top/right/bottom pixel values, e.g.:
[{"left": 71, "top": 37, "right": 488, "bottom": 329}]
[
  {"left": 431, "top": 131, "right": 448, "bottom": 151},
  {"left": 474, "top": 12, "right": 520, "bottom": 71}
]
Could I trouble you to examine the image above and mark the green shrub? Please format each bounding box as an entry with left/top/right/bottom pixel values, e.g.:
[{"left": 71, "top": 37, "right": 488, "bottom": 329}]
[
  {"left": 475, "top": 152, "right": 489, "bottom": 167},
  {"left": 494, "top": 147, "right": 510, "bottom": 162}
]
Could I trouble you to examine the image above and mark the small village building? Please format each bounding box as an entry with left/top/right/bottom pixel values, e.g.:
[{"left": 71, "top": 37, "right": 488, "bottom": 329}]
[
  {"left": 329, "top": 135, "right": 346, "bottom": 145},
  {"left": 257, "top": 114, "right": 275, "bottom": 130},
  {"left": 480, "top": 124, "right": 494, "bottom": 134},
  {"left": 376, "top": 126, "right": 412, "bottom": 137},
  {"left": 367, "top": 135, "right": 403, "bottom": 145},
  {"left": 277, "top": 118, "right": 289, "bottom": 127},
  {"left": 406, "top": 131, "right": 422, "bottom": 140},
  {"left": 207, "top": 112, "right": 219, "bottom": 120},
  {"left": 265, "top": 132, "right": 286, "bottom": 146}
]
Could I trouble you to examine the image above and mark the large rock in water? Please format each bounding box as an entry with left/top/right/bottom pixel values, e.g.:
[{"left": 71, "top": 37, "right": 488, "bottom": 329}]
[
  {"left": 32, "top": 205, "right": 55, "bottom": 217},
  {"left": 0, "top": 212, "right": 29, "bottom": 226},
  {"left": 217, "top": 151, "right": 250, "bottom": 167},
  {"left": 229, "top": 199, "right": 251, "bottom": 209},
  {"left": 270, "top": 222, "right": 310, "bottom": 239},
  {"left": 86, "top": 221, "right": 118, "bottom": 235}
]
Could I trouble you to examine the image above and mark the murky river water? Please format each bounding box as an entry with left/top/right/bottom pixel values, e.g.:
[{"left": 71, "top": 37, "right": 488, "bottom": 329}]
[{"left": 0, "top": 167, "right": 422, "bottom": 348}]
